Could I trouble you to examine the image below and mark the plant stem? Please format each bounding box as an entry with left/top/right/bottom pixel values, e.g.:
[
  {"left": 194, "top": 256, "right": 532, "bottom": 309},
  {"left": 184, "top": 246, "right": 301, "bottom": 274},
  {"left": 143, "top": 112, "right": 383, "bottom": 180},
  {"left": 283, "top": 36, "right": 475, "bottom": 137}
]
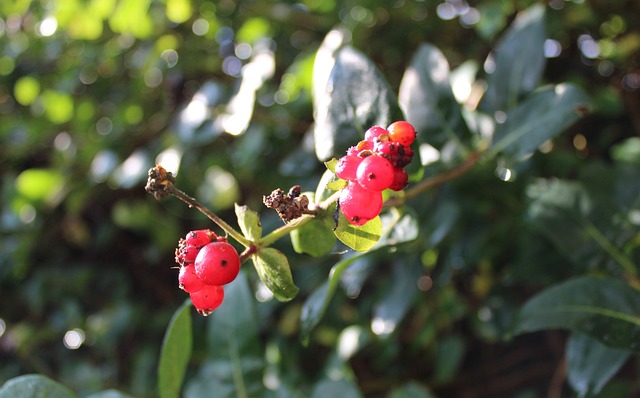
[
  {"left": 386, "top": 149, "right": 485, "bottom": 207},
  {"left": 166, "top": 185, "right": 252, "bottom": 247}
]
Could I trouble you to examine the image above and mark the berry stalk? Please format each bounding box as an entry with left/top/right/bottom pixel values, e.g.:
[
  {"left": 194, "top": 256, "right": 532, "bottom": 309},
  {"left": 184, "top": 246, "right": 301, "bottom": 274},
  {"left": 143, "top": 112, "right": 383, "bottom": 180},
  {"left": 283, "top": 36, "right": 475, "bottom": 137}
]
[{"left": 146, "top": 165, "right": 252, "bottom": 248}]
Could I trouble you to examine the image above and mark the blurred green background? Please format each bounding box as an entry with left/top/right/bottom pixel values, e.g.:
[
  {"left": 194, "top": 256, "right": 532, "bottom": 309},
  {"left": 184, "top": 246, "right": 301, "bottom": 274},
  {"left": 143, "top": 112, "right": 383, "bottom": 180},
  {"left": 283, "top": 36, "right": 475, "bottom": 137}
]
[{"left": 1, "top": 0, "right": 639, "bottom": 396}]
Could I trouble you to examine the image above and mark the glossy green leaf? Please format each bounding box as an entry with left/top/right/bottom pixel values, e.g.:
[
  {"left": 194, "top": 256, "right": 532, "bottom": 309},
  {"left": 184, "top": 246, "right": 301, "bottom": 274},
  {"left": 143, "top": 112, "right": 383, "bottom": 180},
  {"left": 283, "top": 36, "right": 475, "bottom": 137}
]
[
  {"left": 0, "top": 374, "right": 77, "bottom": 398},
  {"left": 301, "top": 211, "right": 418, "bottom": 341},
  {"left": 398, "top": 43, "right": 469, "bottom": 148},
  {"left": 512, "top": 276, "right": 640, "bottom": 351},
  {"left": 234, "top": 203, "right": 262, "bottom": 241},
  {"left": 313, "top": 44, "right": 404, "bottom": 160},
  {"left": 490, "top": 84, "right": 590, "bottom": 160},
  {"left": 371, "top": 261, "right": 422, "bottom": 338},
  {"left": 252, "top": 248, "right": 299, "bottom": 301},
  {"left": 291, "top": 218, "right": 336, "bottom": 257},
  {"left": 566, "top": 332, "right": 631, "bottom": 398},
  {"left": 184, "top": 272, "right": 264, "bottom": 398},
  {"left": 334, "top": 213, "right": 382, "bottom": 252},
  {"left": 158, "top": 300, "right": 192, "bottom": 398},
  {"left": 315, "top": 168, "right": 343, "bottom": 202},
  {"left": 479, "top": 4, "right": 546, "bottom": 112}
]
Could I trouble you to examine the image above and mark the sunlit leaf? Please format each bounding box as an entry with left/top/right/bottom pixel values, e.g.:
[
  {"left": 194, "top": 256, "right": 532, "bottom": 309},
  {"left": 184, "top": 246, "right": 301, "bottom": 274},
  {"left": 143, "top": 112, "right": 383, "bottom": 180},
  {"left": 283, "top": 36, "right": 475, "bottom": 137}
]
[
  {"left": 566, "top": 332, "right": 631, "bottom": 397},
  {"left": 14, "top": 76, "right": 40, "bottom": 106},
  {"left": 252, "top": 248, "right": 299, "bottom": 301},
  {"left": 85, "top": 390, "right": 135, "bottom": 398},
  {"left": 166, "top": 0, "right": 191, "bottom": 24},
  {"left": 42, "top": 90, "right": 74, "bottom": 124},
  {"left": 15, "top": 168, "right": 66, "bottom": 205},
  {"left": 512, "top": 276, "right": 640, "bottom": 351},
  {"left": 399, "top": 43, "right": 469, "bottom": 149},
  {"left": 158, "top": 300, "right": 192, "bottom": 398},
  {"left": 234, "top": 203, "right": 262, "bottom": 241},
  {"left": 313, "top": 43, "right": 403, "bottom": 160},
  {"left": 334, "top": 213, "right": 382, "bottom": 252},
  {"left": 0, "top": 374, "right": 77, "bottom": 398},
  {"left": 479, "top": 3, "right": 546, "bottom": 112}
]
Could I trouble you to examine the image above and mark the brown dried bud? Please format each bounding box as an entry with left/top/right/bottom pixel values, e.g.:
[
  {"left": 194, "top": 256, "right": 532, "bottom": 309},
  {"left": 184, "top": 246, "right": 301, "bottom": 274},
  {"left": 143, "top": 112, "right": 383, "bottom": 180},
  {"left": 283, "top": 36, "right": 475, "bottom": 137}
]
[{"left": 145, "top": 165, "right": 176, "bottom": 200}]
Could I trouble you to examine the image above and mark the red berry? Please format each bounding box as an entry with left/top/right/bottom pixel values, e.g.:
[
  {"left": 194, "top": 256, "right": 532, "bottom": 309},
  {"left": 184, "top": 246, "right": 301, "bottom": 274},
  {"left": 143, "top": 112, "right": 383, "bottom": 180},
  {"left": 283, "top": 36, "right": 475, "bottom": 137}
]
[
  {"left": 389, "top": 167, "right": 408, "bottom": 191},
  {"left": 194, "top": 242, "right": 241, "bottom": 285},
  {"left": 184, "top": 229, "right": 216, "bottom": 248},
  {"left": 364, "top": 126, "right": 388, "bottom": 142},
  {"left": 373, "top": 140, "right": 400, "bottom": 156},
  {"left": 335, "top": 154, "right": 362, "bottom": 181},
  {"left": 387, "top": 121, "right": 416, "bottom": 146},
  {"left": 339, "top": 181, "right": 383, "bottom": 226},
  {"left": 356, "top": 155, "right": 394, "bottom": 192},
  {"left": 190, "top": 284, "right": 224, "bottom": 315},
  {"left": 178, "top": 264, "right": 206, "bottom": 293}
]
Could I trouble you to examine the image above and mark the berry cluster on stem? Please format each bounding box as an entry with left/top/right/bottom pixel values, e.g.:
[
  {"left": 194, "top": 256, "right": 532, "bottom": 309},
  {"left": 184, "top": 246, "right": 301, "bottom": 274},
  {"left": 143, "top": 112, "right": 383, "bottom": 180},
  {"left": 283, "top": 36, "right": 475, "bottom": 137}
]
[{"left": 336, "top": 121, "right": 416, "bottom": 226}]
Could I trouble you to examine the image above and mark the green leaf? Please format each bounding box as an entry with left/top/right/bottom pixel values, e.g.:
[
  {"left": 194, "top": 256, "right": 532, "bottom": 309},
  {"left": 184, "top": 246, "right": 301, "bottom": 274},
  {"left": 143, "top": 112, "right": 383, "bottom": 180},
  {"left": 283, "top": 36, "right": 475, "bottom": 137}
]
[
  {"left": 399, "top": 43, "right": 470, "bottom": 149},
  {"left": 234, "top": 203, "right": 262, "bottom": 241},
  {"left": 301, "top": 211, "right": 418, "bottom": 341},
  {"left": 387, "top": 381, "right": 436, "bottom": 398},
  {"left": 252, "top": 248, "right": 299, "bottom": 301},
  {"left": 611, "top": 137, "right": 640, "bottom": 167},
  {"left": 310, "top": 379, "right": 363, "bottom": 398},
  {"left": 334, "top": 213, "right": 382, "bottom": 252},
  {"left": 566, "top": 332, "right": 631, "bottom": 398},
  {"left": 85, "top": 390, "right": 135, "bottom": 398},
  {"left": 313, "top": 43, "right": 404, "bottom": 160},
  {"left": 479, "top": 4, "right": 546, "bottom": 112},
  {"left": 291, "top": 218, "right": 336, "bottom": 257},
  {"left": 512, "top": 276, "right": 640, "bottom": 351},
  {"left": 0, "top": 374, "right": 77, "bottom": 398},
  {"left": 184, "top": 272, "right": 264, "bottom": 398},
  {"left": 158, "top": 300, "right": 192, "bottom": 398},
  {"left": 371, "top": 261, "right": 422, "bottom": 338},
  {"left": 15, "top": 168, "right": 66, "bottom": 204},
  {"left": 490, "top": 84, "right": 590, "bottom": 160}
]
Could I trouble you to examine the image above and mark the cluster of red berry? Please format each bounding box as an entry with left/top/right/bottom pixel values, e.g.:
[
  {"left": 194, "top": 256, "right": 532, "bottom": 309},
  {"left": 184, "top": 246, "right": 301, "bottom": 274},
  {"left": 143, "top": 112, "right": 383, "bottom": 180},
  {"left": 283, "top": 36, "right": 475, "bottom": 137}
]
[
  {"left": 335, "top": 121, "right": 416, "bottom": 226},
  {"left": 174, "top": 229, "right": 240, "bottom": 315}
]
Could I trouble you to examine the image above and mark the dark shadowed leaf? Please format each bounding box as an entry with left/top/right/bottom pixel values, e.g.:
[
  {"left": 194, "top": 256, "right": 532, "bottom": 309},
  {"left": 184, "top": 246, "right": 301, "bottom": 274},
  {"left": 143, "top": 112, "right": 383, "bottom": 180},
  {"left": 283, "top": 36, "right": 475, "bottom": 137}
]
[
  {"left": 0, "top": 375, "right": 77, "bottom": 398},
  {"left": 479, "top": 4, "right": 546, "bottom": 112},
  {"left": 387, "top": 381, "right": 436, "bottom": 398},
  {"left": 313, "top": 44, "right": 403, "bottom": 160},
  {"left": 566, "top": 332, "right": 631, "bottom": 398},
  {"left": 184, "top": 272, "right": 265, "bottom": 398},
  {"left": 252, "top": 248, "right": 299, "bottom": 301},
  {"left": 158, "top": 300, "right": 192, "bottom": 398},
  {"left": 512, "top": 276, "right": 640, "bottom": 351},
  {"left": 310, "top": 379, "right": 362, "bottom": 398},
  {"left": 490, "top": 84, "right": 590, "bottom": 160},
  {"left": 399, "top": 43, "right": 470, "bottom": 149}
]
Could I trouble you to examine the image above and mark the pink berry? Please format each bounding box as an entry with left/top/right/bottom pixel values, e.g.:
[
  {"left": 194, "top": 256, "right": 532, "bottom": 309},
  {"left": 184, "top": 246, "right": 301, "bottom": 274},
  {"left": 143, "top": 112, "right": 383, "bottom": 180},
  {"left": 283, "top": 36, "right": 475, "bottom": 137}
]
[
  {"left": 389, "top": 167, "right": 408, "bottom": 191},
  {"left": 178, "top": 264, "right": 206, "bottom": 293},
  {"left": 364, "top": 126, "right": 388, "bottom": 142},
  {"left": 387, "top": 121, "right": 416, "bottom": 146},
  {"left": 190, "top": 284, "right": 224, "bottom": 315},
  {"left": 339, "top": 181, "right": 383, "bottom": 226},
  {"left": 335, "top": 154, "right": 362, "bottom": 181},
  {"left": 194, "top": 242, "right": 241, "bottom": 285},
  {"left": 356, "top": 155, "right": 394, "bottom": 192}
]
